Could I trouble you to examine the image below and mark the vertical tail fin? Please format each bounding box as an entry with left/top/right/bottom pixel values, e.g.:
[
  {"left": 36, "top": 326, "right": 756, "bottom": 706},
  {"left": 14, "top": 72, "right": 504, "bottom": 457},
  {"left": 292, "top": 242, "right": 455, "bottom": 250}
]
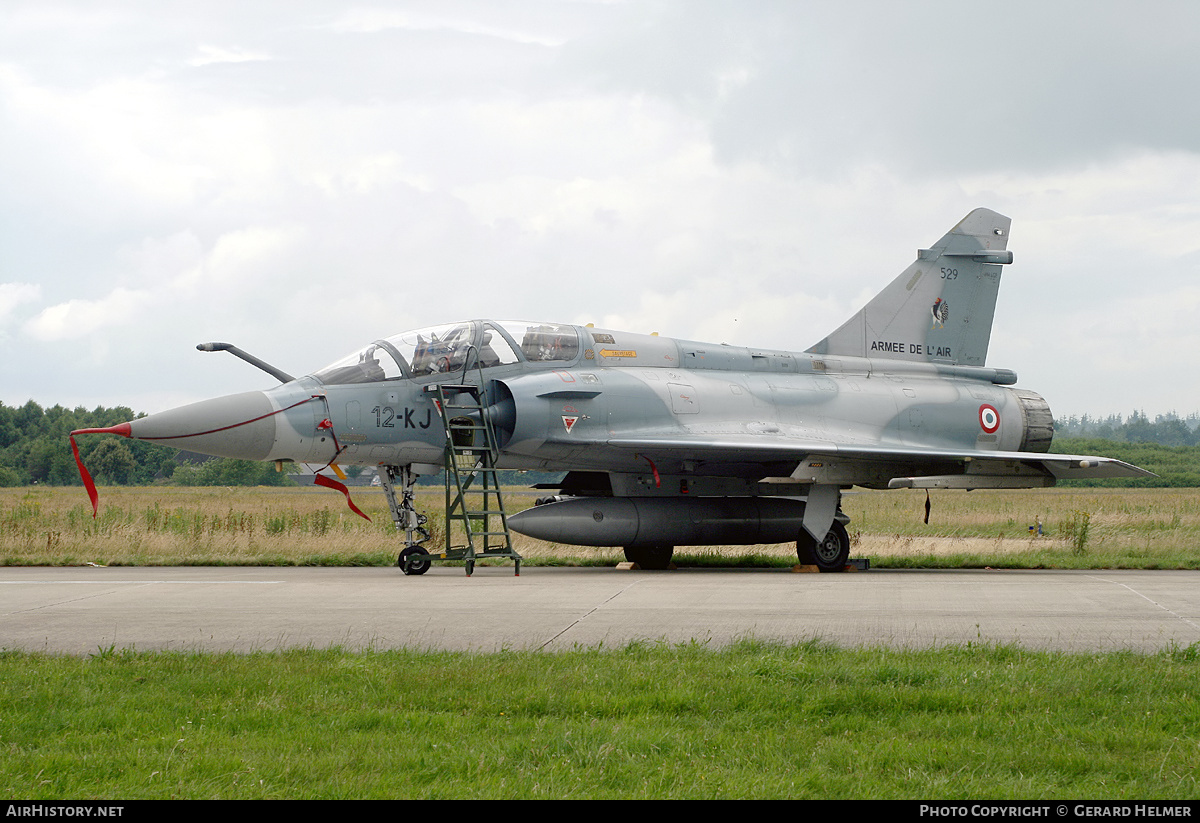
[{"left": 808, "top": 208, "right": 1013, "bottom": 367}]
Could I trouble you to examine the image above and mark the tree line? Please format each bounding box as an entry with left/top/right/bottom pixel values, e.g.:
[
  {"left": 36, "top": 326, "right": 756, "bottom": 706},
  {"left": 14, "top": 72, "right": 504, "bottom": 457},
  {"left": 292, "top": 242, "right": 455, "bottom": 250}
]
[
  {"left": 1053, "top": 410, "right": 1200, "bottom": 447},
  {"left": 1, "top": 399, "right": 1197, "bottom": 488}
]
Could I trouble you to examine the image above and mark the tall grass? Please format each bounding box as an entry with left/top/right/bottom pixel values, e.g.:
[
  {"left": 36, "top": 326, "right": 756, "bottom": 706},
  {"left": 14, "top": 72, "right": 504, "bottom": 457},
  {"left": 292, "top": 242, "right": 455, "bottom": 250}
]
[
  {"left": 839, "top": 487, "right": 1200, "bottom": 568},
  {"left": 0, "top": 486, "right": 425, "bottom": 566},
  {"left": 2, "top": 486, "right": 1199, "bottom": 568}
]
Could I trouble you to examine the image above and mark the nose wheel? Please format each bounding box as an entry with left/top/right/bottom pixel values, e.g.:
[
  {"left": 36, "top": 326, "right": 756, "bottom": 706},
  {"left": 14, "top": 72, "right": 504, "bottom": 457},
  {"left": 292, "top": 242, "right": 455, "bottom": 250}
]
[{"left": 398, "top": 545, "right": 431, "bottom": 576}]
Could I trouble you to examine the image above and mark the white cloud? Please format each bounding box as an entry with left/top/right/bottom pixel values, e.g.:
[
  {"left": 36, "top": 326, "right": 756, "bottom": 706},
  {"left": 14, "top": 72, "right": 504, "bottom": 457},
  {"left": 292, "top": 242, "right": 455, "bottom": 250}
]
[
  {"left": 24, "top": 288, "right": 152, "bottom": 341},
  {"left": 189, "top": 44, "right": 271, "bottom": 67},
  {"left": 327, "top": 7, "right": 569, "bottom": 47},
  {"left": 0, "top": 282, "right": 41, "bottom": 324}
]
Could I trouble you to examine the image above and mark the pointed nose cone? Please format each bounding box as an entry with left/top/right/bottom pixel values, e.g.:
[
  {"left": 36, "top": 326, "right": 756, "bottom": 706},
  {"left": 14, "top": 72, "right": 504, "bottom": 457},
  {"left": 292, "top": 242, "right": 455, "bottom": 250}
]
[{"left": 127, "top": 391, "right": 277, "bottom": 461}]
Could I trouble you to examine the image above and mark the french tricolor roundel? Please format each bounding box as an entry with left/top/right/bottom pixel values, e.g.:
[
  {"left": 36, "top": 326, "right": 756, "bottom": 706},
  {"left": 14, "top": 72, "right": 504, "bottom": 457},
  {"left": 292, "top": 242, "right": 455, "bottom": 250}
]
[{"left": 978, "top": 404, "right": 1000, "bottom": 434}]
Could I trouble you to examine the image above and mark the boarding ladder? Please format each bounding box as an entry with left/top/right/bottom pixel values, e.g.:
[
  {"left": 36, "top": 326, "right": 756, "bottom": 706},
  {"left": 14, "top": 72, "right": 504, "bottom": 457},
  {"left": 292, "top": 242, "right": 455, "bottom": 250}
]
[{"left": 432, "top": 377, "right": 520, "bottom": 576}]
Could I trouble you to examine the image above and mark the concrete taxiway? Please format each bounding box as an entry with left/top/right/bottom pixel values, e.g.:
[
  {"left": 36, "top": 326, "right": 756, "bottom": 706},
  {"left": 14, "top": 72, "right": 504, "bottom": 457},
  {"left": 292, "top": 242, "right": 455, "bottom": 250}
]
[{"left": 2, "top": 566, "right": 1198, "bottom": 655}]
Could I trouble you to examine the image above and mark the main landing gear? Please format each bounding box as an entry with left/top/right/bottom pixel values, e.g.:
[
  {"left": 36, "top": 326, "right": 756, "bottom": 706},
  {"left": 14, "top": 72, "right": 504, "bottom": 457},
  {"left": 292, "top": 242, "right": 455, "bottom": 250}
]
[
  {"left": 796, "top": 521, "right": 850, "bottom": 573},
  {"left": 623, "top": 544, "right": 675, "bottom": 570}
]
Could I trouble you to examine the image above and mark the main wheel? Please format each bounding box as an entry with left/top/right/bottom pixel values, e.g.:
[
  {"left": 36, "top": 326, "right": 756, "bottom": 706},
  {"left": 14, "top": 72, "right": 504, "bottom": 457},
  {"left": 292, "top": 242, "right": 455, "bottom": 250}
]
[
  {"left": 623, "top": 544, "right": 675, "bottom": 570},
  {"left": 796, "top": 522, "right": 850, "bottom": 572},
  {"left": 398, "top": 545, "right": 431, "bottom": 576}
]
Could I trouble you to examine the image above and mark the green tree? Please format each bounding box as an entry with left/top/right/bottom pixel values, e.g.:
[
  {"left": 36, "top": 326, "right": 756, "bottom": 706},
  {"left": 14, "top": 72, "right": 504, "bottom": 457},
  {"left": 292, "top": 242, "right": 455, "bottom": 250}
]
[
  {"left": 24, "top": 438, "right": 56, "bottom": 484},
  {"left": 173, "top": 457, "right": 296, "bottom": 487},
  {"left": 87, "top": 438, "right": 138, "bottom": 485}
]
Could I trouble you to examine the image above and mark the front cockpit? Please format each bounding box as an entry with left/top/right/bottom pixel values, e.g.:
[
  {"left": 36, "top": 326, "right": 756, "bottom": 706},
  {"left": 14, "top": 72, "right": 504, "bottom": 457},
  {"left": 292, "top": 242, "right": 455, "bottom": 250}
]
[{"left": 312, "top": 320, "right": 581, "bottom": 385}]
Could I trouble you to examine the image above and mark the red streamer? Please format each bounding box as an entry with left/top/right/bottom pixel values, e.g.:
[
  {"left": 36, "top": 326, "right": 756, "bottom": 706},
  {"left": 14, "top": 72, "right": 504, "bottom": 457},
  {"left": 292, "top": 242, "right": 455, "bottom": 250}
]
[
  {"left": 69, "top": 424, "right": 132, "bottom": 518},
  {"left": 636, "top": 454, "right": 661, "bottom": 488},
  {"left": 313, "top": 473, "right": 371, "bottom": 521}
]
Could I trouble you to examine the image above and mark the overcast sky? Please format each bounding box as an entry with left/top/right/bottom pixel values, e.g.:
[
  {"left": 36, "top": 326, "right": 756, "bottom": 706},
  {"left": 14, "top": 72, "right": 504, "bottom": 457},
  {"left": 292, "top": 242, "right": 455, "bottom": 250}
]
[{"left": 3, "top": 0, "right": 1198, "bottom": 420}]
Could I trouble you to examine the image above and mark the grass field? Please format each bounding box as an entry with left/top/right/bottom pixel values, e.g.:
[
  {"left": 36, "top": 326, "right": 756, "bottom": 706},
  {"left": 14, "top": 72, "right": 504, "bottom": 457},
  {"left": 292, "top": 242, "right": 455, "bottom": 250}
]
[
  {"left": 2, "top": 485, "right": 1199, "bottom": 569},
  {"left": 3, "top": 642, "right": 1198, "bottom": 799}
]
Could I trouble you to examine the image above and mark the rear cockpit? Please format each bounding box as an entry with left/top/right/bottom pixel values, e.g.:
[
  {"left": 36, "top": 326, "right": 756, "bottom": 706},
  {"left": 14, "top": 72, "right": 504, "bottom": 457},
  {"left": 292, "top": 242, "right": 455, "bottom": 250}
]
[{"left": 313, "top": 320, "right": 580, "bottom": 385}]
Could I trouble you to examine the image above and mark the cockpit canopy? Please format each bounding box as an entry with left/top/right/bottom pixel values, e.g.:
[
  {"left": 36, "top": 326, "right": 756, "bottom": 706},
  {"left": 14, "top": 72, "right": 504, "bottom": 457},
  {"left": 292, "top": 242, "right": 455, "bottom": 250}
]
[{"left": 313, "top": 320, "right": 580, "bottom": 385}]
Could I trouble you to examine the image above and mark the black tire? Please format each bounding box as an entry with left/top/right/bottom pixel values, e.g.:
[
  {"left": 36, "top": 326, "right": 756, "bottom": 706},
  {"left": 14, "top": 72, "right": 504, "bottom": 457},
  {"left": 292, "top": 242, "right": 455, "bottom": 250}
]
[
  {"left": 399, "top": 545, "right": 431, "bottom": 576},
  {"left": 796, "top": 522, "right": 850, "bottom": 572},
  {"left": 623, "top": 545, "right": 674, "bottom": 570}
]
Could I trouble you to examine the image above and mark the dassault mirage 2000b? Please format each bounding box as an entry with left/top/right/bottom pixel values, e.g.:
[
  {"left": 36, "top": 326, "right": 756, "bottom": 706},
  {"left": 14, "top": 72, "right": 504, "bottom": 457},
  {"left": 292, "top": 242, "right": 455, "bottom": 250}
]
[{"left": 72, "top": 208, "right": 1151, "bottom": 574}]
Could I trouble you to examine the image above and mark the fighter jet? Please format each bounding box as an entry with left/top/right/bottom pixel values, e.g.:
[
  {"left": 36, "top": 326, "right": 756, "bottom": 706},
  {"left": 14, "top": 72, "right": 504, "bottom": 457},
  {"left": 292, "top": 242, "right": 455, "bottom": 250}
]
[{"left": 72, "top": 208, "right": 1151, "bottom": 573}]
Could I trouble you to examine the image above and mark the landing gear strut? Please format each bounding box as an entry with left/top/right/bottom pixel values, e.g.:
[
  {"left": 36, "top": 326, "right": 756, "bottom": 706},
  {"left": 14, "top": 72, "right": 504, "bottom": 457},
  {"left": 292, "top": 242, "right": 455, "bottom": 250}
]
[{"left": 380, "top": 465, "right": 432, "bottom": 572}]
